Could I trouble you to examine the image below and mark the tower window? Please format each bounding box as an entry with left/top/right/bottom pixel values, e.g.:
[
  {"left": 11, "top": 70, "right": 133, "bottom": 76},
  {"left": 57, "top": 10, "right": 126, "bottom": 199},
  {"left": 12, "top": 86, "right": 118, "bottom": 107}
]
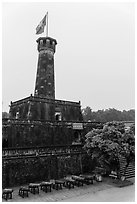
[
  {"left": 16, "top": 111, "right": 19, "bottom": 119},
  {"left": 55, "top": 112, "right": 62, "bottom": 121},
  {"left": 40, "top": 40, "right": 43, "bottom": 45},
  {"left": 46, "top": 39, "right": 50, "bottom": 46}
]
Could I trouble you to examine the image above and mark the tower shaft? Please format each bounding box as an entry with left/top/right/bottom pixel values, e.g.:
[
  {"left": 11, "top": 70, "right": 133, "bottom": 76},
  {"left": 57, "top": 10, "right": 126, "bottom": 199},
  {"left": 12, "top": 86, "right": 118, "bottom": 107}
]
[{"left": 34, "top": 37, "right": 57, "bottom": 99}]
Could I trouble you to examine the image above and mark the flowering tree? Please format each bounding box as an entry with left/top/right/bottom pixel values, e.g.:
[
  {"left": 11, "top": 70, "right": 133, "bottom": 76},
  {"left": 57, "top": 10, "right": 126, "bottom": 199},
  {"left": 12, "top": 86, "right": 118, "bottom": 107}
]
[{"left": 84, "top": 122, "right": 135, "bottom": 179}]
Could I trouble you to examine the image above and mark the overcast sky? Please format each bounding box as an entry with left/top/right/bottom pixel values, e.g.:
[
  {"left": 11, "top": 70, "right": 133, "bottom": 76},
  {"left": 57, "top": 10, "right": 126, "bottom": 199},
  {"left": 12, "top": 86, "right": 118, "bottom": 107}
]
[{"left": 2, "top": 2, "right": 135, "bottom": 112}]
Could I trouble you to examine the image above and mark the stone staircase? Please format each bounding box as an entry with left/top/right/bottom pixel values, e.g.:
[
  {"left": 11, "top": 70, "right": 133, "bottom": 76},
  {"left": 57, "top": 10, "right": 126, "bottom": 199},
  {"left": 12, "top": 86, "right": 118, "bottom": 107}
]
[{"left": 119, "top": 156, "right": 135, "bottom": 179}]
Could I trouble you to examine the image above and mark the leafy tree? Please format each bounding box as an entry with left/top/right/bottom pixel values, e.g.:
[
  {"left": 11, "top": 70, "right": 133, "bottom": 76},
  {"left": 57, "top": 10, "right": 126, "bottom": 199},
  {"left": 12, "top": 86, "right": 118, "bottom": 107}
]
[{"left": 84, "top": 122, "right": 135, "bottom": 179}]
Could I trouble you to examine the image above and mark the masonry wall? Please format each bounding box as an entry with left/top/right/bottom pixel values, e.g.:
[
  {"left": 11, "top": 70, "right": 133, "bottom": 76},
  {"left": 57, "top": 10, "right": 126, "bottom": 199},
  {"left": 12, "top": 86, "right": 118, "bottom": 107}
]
[
  {"left": 2, "top": 152, "right": 84, "bottom": 188},
  {"left": 2, "top": 119, "right": 103, "bottom": 148},
  {"left": 3, "top": 124, "right": 72, "bottom": 147}
]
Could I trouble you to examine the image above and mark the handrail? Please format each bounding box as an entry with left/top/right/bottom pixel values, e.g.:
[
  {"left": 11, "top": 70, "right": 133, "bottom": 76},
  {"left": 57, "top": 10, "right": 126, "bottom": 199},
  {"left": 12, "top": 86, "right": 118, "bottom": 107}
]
[
  {"left": 2, "top": 144, "right": 84, "bottom": 157},
  {"left": 2, "top": 118, "right": 103, "bottom": 124},
  {"left": 3, "top": 144, "right": 83, "bottom": 151},
  {"left": 10, "top": 95, "right": 81, "bottom": 107}
]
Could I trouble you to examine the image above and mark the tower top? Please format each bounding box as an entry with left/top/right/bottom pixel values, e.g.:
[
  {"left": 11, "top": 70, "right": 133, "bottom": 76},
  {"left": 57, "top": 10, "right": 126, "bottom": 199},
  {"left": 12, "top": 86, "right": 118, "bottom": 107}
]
[
  {"left": 36, "top": 37, "right": 57, "bottom": 53},
  {"left": 36, "top": 37, "right": 57, "bottom": 44}
]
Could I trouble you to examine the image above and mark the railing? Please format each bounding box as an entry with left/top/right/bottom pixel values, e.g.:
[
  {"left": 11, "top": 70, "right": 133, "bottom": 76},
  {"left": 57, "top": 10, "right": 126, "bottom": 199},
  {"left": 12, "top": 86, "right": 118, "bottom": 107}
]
[
  {"left": 10, "top": 96, "right": 31, "bottom": 106},
  {"left": 10, "top": 95, "right": 81, "bottom": 107},
  {"left": 2, "top": 118, "right": 103, "bottom": 127},
  {"left": 2, "top": 144, "right": 85, "bottom": 158}
]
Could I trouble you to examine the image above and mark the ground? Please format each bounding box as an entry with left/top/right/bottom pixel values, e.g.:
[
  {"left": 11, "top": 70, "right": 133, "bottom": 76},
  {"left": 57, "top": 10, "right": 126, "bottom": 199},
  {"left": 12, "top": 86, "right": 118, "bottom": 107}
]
[
  {"left": 60, "top": 182, "right": 135, "bottom": 202},
  {"left": 3, "top": 178, "right": 135, "bottom": 202}
]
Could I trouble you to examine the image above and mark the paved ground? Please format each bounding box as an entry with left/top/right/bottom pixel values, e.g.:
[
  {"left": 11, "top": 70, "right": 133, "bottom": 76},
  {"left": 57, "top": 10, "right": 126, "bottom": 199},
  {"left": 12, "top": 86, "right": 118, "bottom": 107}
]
[
  {"left": 60, "top": 182, "right": 135, "bottom": 202},
  {"left": 3, "top": 178, "right": 135, "bottom": 202}
]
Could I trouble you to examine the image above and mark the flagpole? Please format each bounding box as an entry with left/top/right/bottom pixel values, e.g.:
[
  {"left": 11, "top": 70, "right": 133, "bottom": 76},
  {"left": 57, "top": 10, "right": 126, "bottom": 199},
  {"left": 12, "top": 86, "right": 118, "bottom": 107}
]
[{"left": 46, "top": 12, "right": 48, "bottom": 37}]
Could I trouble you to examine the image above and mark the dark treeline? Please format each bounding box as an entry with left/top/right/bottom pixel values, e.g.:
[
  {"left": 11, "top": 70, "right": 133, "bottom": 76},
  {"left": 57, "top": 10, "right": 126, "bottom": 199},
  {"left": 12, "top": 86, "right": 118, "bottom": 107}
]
[{"left": 82, "top": 107, "right": 135, "bottom": 122}]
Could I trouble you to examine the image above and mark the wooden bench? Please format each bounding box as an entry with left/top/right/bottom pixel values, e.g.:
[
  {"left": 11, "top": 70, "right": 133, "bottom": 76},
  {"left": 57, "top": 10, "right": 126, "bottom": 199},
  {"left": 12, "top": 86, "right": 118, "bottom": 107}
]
[
  {"left": 79, "top": 174, "right": 94, "bottom": 185},
  {"left": 64, "top": 178, "right": 75, "bottom": 189},
  {"left": 19, "top": 187, "right": 29, "bottom": 198},
  {"left": 71, "top": 175, "right": 84, "bottom": 187},
  {"left": 109, "top": 171, "right": 118, "bottom": 179},
  {"left": 54, "top": 180, "right": 65, "bottom": 190},
  {"left": 2, "top": 189, "right": 13, "bottom": 200},
  {"left": 29, "top": 183, "right": 40, "bottom": 194},
  {"left": 40, "top": 181, "right": 52, "bottom": 193}
]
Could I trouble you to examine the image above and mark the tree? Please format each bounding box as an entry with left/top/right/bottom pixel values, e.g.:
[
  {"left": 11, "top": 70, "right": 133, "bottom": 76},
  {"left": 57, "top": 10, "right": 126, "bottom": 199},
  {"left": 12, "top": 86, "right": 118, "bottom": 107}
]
[
  {"left": 82, "top": 106, "right": 92, "bottom": 121},
  {"left": 2, "top": 112, "right": 9, "bottom": 118},
  {"left": 84, "top": 122, "right": 135, "bottom": 179},
  {"left": 82, "top": 107, "right": 135, "bottom": 122}
]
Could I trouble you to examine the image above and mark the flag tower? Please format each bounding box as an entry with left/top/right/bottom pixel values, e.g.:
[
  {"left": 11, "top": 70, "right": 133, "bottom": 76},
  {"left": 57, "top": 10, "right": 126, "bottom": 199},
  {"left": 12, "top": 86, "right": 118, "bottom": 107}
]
[
  {"left": 34, "top": 13, "right": 57, "bottom": 99},
  {"left": 8, "top": 12, "right": 83, "bottom": 148}
]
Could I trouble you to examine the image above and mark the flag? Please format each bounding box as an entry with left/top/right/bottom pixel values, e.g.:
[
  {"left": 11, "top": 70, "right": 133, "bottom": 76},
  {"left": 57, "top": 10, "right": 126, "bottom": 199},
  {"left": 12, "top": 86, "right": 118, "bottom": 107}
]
[{"left": 36, "top": 13, "right": 47, "bottom": 35}]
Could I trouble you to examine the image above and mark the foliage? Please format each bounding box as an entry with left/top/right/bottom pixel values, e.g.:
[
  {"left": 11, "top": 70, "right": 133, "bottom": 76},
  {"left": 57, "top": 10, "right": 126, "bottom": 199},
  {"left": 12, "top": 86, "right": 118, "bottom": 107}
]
[
  {"left": 84, "top": 122, "right": 135, "bottom": 178},
  {"left": 2, "top": 112, "right": 9, "bottom": 118},
  {"left": 82, "top": 107, "right": 135, "bottom": 122}
]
